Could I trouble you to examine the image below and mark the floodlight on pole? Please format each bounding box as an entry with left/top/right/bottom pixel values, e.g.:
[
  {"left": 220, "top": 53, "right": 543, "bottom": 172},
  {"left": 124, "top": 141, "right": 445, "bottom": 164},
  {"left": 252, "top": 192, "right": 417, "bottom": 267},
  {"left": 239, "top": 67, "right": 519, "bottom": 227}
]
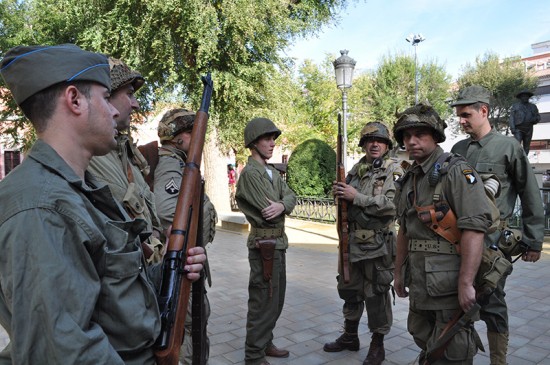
[
  {"left": 406, "top": 33, "right": 426, "bottom": 104},
  {"left": 333, "top": 50, "right": 356, "bottom": 171}
]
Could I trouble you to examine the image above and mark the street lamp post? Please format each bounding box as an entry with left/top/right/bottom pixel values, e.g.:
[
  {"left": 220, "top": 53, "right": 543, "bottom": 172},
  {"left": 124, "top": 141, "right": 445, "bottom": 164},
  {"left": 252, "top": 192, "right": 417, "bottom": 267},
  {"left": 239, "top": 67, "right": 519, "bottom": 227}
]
[
  {"left": 406, "top": 33, "right": 426, "bottom": 105},
  {"left": 333, "top": 50, "right": 356, "bottom": 171}
]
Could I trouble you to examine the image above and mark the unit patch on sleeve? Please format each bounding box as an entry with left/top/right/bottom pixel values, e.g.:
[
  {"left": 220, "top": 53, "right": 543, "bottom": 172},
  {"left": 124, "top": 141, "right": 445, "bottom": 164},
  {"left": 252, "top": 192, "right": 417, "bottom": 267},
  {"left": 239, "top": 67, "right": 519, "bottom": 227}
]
[
  {"left": 165, "top": 178, "right": 180, "bottom": 194},
  {"left": 462, "top": 169, "right": 477, "bottom": 184}
]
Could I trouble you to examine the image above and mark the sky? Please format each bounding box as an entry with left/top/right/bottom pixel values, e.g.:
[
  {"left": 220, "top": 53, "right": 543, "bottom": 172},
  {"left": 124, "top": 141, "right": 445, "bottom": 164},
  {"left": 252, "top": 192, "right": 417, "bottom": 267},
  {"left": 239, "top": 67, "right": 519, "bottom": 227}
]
[{"left": 284, "top": 0, "right": 550, "bottom": 80}]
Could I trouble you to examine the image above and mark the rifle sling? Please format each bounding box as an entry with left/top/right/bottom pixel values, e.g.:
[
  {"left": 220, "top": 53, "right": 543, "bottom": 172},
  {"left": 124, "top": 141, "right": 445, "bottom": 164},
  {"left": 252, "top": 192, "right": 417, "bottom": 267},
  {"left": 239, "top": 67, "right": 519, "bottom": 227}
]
[{"left": 424, "top": 302, "right": 481, "bottom": 364}]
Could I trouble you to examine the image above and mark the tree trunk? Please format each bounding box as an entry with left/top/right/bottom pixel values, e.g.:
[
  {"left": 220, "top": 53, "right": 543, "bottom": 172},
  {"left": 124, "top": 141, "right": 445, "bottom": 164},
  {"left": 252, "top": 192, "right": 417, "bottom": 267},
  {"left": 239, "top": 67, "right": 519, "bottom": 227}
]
[{"left": 203, "top": 127, "right": 231, "bottom": 213}]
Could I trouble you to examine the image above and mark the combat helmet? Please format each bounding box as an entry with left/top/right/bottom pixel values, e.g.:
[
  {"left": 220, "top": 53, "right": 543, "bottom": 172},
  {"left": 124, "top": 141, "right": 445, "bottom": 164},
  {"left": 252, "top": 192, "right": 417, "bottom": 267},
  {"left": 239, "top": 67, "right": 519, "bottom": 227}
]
[
  {"left": 358, "top": 121, "right": 393, "bottom": 149},
  {"left": 393, "top": 103, "right": 447, "bottom": 147},
  {"left": 108, "top": 57, "right": 145, "bottom": 92},
  {"left": 244, "top": 118, "right": 281, "bottom": 148},
  {"left": 157, "top": 108, "right": 196, "bottom": 141}
]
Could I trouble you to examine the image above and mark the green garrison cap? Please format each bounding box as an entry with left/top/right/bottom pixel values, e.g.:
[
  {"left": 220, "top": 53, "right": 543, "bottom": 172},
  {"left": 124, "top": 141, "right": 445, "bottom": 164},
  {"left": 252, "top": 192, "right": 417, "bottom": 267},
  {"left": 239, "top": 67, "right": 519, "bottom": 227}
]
[
  {"left": 0, "top": 44, "right": 110, "bottom": 105},
  {"left": 450, "top": 85, "right": 491, "bottom": 107}
]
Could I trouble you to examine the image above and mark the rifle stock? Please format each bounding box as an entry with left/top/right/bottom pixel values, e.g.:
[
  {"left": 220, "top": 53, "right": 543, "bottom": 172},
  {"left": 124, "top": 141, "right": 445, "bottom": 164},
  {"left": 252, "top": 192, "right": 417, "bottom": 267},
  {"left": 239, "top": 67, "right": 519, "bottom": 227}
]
[
  {"left": 154, "top": 73, "right": 213, "bottom": 365},
  {"left": 336, "top": 113, "right": 350, "bottom": 284}
]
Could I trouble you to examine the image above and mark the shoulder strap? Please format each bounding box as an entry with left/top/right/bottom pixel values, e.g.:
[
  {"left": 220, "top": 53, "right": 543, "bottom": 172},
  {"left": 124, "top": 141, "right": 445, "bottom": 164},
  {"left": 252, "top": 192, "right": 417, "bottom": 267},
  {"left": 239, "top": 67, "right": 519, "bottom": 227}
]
[{"left": 137, "top": 140, "right": 159, "bottom": 191}]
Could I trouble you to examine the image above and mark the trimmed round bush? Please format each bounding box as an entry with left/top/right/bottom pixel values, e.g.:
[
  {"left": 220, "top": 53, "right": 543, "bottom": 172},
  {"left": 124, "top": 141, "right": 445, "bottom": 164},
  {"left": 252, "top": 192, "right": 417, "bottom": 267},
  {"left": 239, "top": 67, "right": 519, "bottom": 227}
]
[{"left": 287, "top": 139, "right": 336, "bottom": 197}]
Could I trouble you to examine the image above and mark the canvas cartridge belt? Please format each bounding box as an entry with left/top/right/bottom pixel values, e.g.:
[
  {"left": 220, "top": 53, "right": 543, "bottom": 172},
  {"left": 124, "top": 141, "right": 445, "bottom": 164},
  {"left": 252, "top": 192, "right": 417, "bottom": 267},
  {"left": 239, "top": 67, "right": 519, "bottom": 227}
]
[
  {"left": 409, "top": 239, "right": 458, "bottom": 255},
  {"left": 251, "top": 227, "right": 283, "bottom": 238}
]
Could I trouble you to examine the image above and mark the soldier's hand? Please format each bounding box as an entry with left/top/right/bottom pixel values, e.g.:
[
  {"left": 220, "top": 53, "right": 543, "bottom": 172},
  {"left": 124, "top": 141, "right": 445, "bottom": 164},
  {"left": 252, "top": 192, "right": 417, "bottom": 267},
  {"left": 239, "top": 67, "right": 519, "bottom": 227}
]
[
  {"left": 458, "top": 284, "right": 477, "bottom": 312},
  {"left": 333, "top": 182, "right": 356, "bottom": 202},
  {"left": 262, "top": 199, "right": 285, "bottom": 220},
  {"left": 522, "top": 250, "right": 541, "bottom": 263},
  {"left": 185, "top": 246, "right": 206, "bottom": 282},
  {"left": 394, "top": 276, "right": 408, "bottom": 298}
]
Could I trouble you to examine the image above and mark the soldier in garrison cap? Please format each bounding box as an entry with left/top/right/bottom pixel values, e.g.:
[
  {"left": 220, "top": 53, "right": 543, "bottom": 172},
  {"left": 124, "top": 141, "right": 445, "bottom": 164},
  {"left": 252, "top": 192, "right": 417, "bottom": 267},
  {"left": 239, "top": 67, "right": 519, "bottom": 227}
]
[
  {"left": 393, "top": 103, "right": 493, "bottom": 365},
  {"left": 153, "top": 107, "right": 218, "bottom": 365},
  {"left": 508, "top": 89, "right": 540, "bottom": 154},
  {"left": 451, "top": 85, "right": 544, "bottom": 365},
  {"left": 323, "top": 122, "right": 403, "bottom": 365},
  {"left": 236, "top": 118, "right": 296, "bottom": 365},
  {"left": 0, "top": 44, "right": 205, "bottom": 364},
  {"left": 87, "top": 57, "right": 165, "bottom": 265}
]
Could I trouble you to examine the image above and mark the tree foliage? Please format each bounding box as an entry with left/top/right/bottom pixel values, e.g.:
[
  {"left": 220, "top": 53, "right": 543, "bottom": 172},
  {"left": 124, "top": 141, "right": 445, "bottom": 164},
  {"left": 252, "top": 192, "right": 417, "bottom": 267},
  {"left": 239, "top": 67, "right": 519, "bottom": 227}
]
[
  {"left": 455, "top": 52, "right": 539, "bottom": 132},
  {"left": 286, "top": 138, "right": 336, "bottom": 197}
]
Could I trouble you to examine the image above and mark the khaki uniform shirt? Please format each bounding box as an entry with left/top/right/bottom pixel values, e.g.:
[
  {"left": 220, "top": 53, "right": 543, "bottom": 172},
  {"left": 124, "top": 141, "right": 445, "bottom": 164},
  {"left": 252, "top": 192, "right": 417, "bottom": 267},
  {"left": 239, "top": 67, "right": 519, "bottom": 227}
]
[
  {"left": 235, "top": 157, "right": 297, "bottom": 249},
  {"left": 153, "top": 145, "right": 217, "bottom": 246},
  {"left": 451, "top": 129, "right": 544, "bottom": 250},
  {"left": 395, "top": 146, "right": 492, "bottom": 310},
  {"left": 88, "top": 134, "right": 164, "bottom": 262},
  {"left": 347, "top": 156, "right": 403, "bottom": 261},
  {"left": 0, "top": 140, "right": 160, "bottom": 365}
]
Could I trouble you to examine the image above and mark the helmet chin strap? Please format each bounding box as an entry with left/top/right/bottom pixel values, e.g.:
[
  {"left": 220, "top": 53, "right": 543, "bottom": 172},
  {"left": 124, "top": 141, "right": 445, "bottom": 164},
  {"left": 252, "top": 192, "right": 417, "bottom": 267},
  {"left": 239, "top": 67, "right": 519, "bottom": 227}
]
[
  {"left": 175, "top": 138, "right": 184, "bottom": 146},
  {"left": 252, "top": 143, "right": 269, "bottom": 161}
]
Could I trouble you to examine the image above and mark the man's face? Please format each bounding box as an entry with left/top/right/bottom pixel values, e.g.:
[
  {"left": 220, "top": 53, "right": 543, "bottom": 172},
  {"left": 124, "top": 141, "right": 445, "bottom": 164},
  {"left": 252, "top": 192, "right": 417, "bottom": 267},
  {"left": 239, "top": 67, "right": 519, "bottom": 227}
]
[
  {"left": 109, "top": 83, "right": 139, "bottom": 131},
  {"left": 173, "top": 130, "right": 192, "bottom": 153},
  {"left": 254, "top": 133, "right": 277, "bottom": 160},
  {"left": 455, "top": 104, "right": 488, "bottom": 137},
  {"left": 363, "top": 137, "right": 388, "bottom": 162},
  {"left": 402, "top": 127, "right": 437, "bottom": 163},
  {"left": 85, "top": 84, "right": 120, "bottom": 155}
]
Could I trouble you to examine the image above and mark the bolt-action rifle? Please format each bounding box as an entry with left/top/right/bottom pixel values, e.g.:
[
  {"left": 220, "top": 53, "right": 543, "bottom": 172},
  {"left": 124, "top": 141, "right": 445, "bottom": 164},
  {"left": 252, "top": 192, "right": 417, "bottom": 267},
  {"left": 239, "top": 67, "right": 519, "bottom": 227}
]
[
  {"left": 336, "top": 113, "right": 350, "bottom": 283},
  {"left": 154, "top": 73, "right": 213, "bottom": 365}
]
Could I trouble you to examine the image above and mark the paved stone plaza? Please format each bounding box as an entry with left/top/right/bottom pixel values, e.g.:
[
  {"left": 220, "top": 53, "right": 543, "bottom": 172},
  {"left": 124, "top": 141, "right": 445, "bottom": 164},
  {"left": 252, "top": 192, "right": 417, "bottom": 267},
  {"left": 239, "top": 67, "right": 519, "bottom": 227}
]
[{"left": 1, "top": 218, "right": 549, "bottom": 364}]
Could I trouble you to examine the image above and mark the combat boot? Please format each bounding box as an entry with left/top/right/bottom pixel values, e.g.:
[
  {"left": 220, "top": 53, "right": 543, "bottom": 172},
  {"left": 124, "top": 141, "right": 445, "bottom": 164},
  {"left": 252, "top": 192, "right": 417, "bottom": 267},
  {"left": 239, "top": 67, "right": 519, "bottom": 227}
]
[
  {"left": 487, "top": 331, "right": 509, "bottom": 365},
  {"left": 323, "top": 320, "right": 360, "bottom": 352},
  {"left": 363, "top": 333, "right": 385, "bottom": 365}
]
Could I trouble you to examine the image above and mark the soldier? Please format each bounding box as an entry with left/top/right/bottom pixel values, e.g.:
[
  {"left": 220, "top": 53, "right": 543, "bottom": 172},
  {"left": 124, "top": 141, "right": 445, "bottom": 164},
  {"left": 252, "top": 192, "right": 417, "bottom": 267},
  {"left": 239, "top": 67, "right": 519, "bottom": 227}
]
[
  {"left": 508, "top": 89, "right": 540, "bottom": 154},
  {"left": 323, "top": 122, "right": 403, "bottom": 365},
  {"left": 0, "top": 44, "right": 204, "bottom": 364},
  {"left": 392, "top": 103, "right": 493, "bottom": 364},
  {"left": 87, "top": 57, "right": 164, "bottom": 264},
  {"left": 235, "top": 118, "right": 297, "bottom": 365},
  {"left": 154, "top": 108, "right": 218, "bottom": 365},
  {"left": 451, "top": 85, "right": 544, "bottom": 365}
]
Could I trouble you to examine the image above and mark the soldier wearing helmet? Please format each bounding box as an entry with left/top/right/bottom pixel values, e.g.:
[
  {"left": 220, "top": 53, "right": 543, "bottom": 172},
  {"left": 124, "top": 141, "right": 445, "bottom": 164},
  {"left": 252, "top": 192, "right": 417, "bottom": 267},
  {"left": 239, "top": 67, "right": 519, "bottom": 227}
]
[
  {"left": 324, "top": 121, "right": 403, "bottom": 365},
  {"left": 451, "top": 86, "right": 544, "bottom": 364},
  {"left": 393, "top": 103, "right": 493, "bottom": 364},
  {"left": 235, "top": 117, "right": 296, "bottom": 365},
  {"left": 153, "top": 107, "right": 217, "bottom": 365},
  {"left": 508, "top": 88, "right": 540, "bottom": 154},
  {"left": 88, "top": 57, "right": 165, "bottom": 264}
]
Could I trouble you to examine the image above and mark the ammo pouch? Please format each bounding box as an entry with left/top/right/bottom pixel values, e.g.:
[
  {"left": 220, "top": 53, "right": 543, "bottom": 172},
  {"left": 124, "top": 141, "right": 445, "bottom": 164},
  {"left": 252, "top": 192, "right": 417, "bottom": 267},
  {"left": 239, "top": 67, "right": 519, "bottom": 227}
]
[
  {"left": 123, "top": 182, "right": 146, "bottom": 219},
  {"left": 255, "top": 238, "right": 277, "bottom": 297},
  {"left": 475, "top": 247, "right": 513, "bottom": 293},
  {"left": 354, "top": 229, "right": 385, "bottom": 251},
  {"left": 498, "top": 228, "right": 527, "bottom": 259}
]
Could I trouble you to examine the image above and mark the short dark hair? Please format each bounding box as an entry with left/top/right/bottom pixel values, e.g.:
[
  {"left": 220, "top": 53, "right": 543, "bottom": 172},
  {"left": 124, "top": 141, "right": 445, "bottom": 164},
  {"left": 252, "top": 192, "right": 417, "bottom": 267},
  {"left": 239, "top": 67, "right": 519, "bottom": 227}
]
[
  {"left": 19, "top": 81, "right": 92, "bottom": 132},
  {"left": 468, "top": 101, "right": 491, "bottom": 114}
]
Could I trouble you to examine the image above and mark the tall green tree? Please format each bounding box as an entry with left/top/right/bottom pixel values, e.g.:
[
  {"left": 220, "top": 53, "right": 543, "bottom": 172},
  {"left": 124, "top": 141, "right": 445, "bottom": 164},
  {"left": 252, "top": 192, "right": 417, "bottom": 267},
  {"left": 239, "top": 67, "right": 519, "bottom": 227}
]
[
  {"left": 455, "top": 52, "right": 538, "bottom": 132},
  {"left": 367, "top": 53, "right": 451, "bottom": 131}
]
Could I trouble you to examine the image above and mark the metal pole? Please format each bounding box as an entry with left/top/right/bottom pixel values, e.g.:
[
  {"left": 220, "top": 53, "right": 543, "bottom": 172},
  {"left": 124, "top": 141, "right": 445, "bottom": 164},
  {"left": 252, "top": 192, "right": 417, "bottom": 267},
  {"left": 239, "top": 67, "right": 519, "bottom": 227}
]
[
  {"left": 414, "top": 44, "right": 418, "bottom": 105},
  {"left": 342, "top": 89, "right": 348, "bottom": 172}
]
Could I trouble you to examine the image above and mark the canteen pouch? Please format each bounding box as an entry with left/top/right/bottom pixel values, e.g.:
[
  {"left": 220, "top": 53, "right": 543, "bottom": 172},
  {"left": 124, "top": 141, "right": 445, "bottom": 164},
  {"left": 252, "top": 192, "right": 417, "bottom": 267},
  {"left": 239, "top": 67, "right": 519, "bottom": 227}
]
[
  {"left": 255, "top": 238, "right": 277, "bottom": 297},
  {"left": 498, "top": 229, "right": 527, "bottom": 259},
  {"left": 475, "top": 248, "right": 513, "bottom": 293}
]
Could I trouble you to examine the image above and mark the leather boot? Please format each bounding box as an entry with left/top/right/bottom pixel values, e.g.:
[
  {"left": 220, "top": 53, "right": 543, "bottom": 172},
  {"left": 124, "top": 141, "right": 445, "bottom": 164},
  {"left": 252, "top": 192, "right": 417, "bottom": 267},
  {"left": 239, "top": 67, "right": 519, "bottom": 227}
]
[
  {"left": 323, "top": 320, "right": 360, "bottom": 352},
  {"left": 487, "top": 331, "right": 508, "bottom": 365},
  {"left": 363, "top": 333, "right": 385, "bottom": 365}
]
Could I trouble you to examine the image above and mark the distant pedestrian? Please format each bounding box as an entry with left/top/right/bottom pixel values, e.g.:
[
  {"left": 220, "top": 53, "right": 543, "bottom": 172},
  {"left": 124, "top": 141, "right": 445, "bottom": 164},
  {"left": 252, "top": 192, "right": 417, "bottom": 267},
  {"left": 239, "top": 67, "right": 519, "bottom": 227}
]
[
  {"left": 236, "top": 117, "right": 296, "bottom": 365},
  {"left": 509, "top": 89, "right": 540, "bottom": 154}
]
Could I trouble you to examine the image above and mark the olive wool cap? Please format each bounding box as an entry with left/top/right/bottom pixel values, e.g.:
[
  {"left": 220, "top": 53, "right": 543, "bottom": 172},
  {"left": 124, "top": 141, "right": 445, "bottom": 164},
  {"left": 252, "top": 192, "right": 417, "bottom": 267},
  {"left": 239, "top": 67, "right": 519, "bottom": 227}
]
[
  {"left": 450, "top": 85, "right": 491, "bottom": 107},
  {"left": 0, "top": 44, "right": 110, "bottom": 105},
  {"left": 109, "top": 57, "right": 144, "bottom": 92}
]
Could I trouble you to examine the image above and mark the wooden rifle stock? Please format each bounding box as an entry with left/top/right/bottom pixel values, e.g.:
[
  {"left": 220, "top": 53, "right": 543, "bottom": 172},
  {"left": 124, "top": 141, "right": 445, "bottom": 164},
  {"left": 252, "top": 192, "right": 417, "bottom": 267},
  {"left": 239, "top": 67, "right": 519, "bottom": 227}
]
[
  {"left": 154, "top": 73, "right": 213, "bottom": 365},
  {"left": 336, "top": 114, "right": 350, "bottom": 284}
]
